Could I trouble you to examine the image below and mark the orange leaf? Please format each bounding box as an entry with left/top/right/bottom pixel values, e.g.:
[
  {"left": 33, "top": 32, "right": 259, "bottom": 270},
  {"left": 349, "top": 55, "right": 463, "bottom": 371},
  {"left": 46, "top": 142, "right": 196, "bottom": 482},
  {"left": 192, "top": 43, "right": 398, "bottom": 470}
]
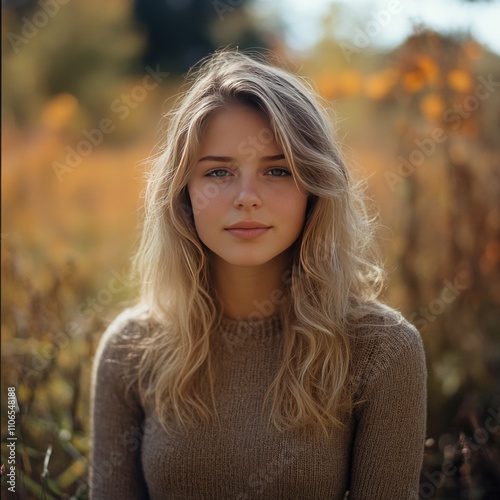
[
  {"left": 447, "top": 69, "right": 473, "bottom": 93},
  {"left": 416, "top": 55, "right": 439, "bottom": 84},
  {"left": 364, "top": 70, "right": 398, "bottom": 100},
  {"left": 420, "top": 93, "right": 445, "bottom": 120},
  {"left": 402, "top": 71, "right": 426, "bottom": 93},
  {"left": 41, "top": 93, "right": 79, "bottom": 130},
  {"left": 338, "top": 71, "right": 362, "bottom": 96},
  {"left": 315, "top": 71, "right": 336, "bottom": 99}
]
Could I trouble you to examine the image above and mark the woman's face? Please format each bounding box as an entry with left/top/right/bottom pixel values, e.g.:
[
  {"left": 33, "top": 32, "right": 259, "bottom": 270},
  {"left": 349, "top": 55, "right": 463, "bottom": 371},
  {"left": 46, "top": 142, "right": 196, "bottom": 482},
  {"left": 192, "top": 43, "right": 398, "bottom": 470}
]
[{"left": 187, "top": 104, "right": 308, "bottom": 269}]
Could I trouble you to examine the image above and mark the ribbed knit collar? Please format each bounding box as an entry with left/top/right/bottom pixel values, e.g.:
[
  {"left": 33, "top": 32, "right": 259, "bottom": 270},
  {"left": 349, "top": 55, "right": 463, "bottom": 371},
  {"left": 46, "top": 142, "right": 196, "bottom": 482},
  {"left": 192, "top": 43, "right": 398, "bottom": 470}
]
[{"left": 218, "top": 314, "right": 283, "bottom": 347}]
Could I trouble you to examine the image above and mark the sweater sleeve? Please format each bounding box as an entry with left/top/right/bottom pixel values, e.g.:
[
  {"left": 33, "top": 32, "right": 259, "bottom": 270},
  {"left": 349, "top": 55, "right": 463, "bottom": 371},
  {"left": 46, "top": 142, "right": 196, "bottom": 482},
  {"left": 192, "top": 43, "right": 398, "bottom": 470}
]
[
  {"left": 349, "top": 320, "right": 427, "bottom": 500},
  {"left": 89, "top": 310, "right": 150, "bottom": 499}
]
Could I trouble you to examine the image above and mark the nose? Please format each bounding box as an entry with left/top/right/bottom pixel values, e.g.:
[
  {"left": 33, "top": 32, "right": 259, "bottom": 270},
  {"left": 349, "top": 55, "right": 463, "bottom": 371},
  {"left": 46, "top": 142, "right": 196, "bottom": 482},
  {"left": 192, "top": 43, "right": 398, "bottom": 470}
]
[{"left": 233, "top": 175, "right": 262, "bottom": 209}]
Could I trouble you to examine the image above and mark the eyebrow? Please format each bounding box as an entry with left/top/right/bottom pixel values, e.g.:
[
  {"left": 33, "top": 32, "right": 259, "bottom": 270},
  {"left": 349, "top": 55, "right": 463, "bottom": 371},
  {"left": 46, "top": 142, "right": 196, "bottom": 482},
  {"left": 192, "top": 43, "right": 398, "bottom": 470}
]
[
  {"left": 197, "top": 156, "right": 233, "bottom": 163},
  {"left": 197, "top": 154, "right": 286, "bottom": 163},
  {"left": 261, "top": 154, "right": 286, "bottom": 162}
]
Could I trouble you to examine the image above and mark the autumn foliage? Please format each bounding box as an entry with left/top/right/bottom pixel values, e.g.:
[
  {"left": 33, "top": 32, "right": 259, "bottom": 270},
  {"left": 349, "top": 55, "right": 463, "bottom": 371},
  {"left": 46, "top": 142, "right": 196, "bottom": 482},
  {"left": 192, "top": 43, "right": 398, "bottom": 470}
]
[{"left": 2, "top": 2, "right": 500, "bottom": 497}]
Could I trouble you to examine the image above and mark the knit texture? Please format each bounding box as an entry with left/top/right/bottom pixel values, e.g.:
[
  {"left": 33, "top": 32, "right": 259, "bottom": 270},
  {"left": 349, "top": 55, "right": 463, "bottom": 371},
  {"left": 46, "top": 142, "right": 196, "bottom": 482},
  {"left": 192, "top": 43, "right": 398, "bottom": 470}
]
[{"left": 90, "top": 306, "right": 427, "bottom": 499}]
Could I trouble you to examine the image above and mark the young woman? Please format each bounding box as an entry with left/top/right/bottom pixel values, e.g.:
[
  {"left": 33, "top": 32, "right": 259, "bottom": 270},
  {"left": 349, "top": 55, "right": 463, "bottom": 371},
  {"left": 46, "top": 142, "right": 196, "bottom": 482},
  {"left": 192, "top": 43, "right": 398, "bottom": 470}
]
[{"left": 90, "top": 50, "right": 427, "bottom": 499}]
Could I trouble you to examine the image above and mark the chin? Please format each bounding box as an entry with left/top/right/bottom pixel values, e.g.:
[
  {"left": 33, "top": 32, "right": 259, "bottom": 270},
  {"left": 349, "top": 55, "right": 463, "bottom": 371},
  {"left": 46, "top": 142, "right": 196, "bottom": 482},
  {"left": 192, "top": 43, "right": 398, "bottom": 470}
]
[
  {"left": 217, "top": 252, "right": 279, "bottom": 268},
  {"left": 227, "top": 258, "right": 274, "bottom": 268}
]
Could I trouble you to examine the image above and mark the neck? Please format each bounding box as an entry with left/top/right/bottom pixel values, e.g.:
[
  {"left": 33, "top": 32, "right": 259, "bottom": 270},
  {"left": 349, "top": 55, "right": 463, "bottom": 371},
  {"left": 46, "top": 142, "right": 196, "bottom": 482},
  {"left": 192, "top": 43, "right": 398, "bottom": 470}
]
[{"left": 211, "top": 253, "right": 291, "bottom": 321}]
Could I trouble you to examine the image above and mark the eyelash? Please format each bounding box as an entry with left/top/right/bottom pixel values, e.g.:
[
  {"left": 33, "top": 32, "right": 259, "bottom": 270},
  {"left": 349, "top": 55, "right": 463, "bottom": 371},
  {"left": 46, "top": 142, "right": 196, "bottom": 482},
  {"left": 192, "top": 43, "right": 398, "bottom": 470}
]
[
  {"left": 206, "top": 169, "right": 230, "bottom": 178},
  {"left": 205, "top": 168, "right": 291, "bottom": 178},
  {"left": 267, "top": 168, "right": 291, "bottom": 177}
]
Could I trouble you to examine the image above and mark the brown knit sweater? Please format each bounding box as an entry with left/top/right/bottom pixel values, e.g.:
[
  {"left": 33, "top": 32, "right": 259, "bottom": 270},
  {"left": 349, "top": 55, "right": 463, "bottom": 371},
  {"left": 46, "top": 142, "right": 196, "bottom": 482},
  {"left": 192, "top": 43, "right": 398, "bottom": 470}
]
[{"left": 90, "top": 306, "right": 427, "bottom": 499}]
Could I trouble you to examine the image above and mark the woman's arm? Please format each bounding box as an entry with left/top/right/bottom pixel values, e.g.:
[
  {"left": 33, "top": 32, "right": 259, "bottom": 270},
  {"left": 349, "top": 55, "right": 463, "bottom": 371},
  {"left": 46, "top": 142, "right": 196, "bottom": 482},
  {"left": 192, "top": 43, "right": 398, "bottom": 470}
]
[
  {"left": 349, "top": 320, "right": 427, "bottom": 500},
  {"left": 90, "top": 312, "right": 150, "bottom": 499}
]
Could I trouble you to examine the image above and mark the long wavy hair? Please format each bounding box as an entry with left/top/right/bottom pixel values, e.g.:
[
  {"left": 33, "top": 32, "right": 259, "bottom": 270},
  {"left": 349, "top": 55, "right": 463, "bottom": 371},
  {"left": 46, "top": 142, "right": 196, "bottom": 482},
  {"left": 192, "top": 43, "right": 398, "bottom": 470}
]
[{"left": 133, "top": 49, "right": 385, "bottom": 436}]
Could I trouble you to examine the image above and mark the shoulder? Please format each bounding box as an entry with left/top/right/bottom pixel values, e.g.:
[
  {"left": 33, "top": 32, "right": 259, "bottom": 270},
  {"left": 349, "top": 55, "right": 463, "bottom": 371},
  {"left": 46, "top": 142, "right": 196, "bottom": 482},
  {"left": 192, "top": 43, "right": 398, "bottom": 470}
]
[
  {"left": 93, "top": 305, "right": 153, "bottom": 375},
  {"left": 349, "top": 302, "right": 427, "bottom": 397},
  {"left": 349, "top": 301, "right": 425, "bottom": 358},
  {"left": 91, "top": 307, "right": 157, "bottom": 418}
]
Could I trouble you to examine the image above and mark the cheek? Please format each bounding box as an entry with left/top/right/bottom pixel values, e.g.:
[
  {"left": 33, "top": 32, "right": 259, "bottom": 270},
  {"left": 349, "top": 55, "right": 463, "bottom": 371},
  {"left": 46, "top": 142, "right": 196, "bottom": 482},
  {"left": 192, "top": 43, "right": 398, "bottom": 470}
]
[
  {"left": 188, "top": 187, "right": 225, "bottom": 232},
  {"left": 279, "top": 193, "right": 308, "bottom": 227},
  {"left": 187, "top": 180, "right": 224, "bottom": 215}
]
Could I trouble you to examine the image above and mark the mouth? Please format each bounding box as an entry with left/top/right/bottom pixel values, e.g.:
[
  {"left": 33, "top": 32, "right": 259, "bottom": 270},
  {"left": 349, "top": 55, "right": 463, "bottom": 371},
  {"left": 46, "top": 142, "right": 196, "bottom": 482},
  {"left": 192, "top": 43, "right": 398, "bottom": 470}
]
[
  {"left": 225, "top": 221, "right": 270, "bottom": 230},
  {"left": 224, "top": 223, "right": 271, "bottom": 239}
]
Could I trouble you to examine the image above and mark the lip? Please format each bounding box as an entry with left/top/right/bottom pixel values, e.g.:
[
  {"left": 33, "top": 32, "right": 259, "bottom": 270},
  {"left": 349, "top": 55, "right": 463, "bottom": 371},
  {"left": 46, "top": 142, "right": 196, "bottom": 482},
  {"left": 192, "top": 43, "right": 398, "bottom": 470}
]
[
  {"left": 225, "top": 221, "right": 271, "bottom": 239},
  {"left": 226, "top": 221, "right": 270, "bottom": 229}
]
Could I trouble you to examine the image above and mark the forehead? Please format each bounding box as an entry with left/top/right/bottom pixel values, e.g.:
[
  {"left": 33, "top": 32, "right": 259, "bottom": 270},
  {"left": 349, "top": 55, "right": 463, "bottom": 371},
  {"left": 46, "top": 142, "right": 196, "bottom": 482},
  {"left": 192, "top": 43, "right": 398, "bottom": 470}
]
[{"left": 197, "top": 104, "right": 280, "bottom": 156}]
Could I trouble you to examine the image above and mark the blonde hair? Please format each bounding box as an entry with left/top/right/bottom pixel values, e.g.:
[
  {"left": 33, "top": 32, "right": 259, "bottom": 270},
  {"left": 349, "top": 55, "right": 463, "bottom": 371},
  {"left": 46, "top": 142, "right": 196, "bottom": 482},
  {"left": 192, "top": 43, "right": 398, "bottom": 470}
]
[{"left": 133, "top": 50, "right": 385, "bottom": 436}]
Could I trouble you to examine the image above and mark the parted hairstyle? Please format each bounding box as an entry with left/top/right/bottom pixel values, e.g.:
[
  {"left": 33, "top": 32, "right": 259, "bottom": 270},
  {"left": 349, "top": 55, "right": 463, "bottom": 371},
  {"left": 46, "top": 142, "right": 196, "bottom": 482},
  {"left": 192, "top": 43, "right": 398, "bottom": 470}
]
[{"left": 132, "top": 49, "right": 385, "bottom": 436}]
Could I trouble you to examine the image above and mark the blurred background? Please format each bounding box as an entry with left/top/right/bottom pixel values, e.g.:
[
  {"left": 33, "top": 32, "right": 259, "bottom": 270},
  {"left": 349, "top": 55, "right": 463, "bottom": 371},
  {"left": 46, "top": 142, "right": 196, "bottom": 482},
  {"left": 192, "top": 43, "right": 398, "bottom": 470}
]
[{"left": 1, "top": 0, "right": 499, "bottom": 498}]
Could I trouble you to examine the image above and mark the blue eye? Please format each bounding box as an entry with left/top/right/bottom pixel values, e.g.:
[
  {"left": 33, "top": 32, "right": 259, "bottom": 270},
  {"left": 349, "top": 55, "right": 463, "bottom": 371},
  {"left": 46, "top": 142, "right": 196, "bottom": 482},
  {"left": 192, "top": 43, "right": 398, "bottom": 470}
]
[
  {"left": 206, "top": 169, "right": 230, "bottom": 177},
  {"left": 267, "top": 168, "right": 291, "bottom": 177}
]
